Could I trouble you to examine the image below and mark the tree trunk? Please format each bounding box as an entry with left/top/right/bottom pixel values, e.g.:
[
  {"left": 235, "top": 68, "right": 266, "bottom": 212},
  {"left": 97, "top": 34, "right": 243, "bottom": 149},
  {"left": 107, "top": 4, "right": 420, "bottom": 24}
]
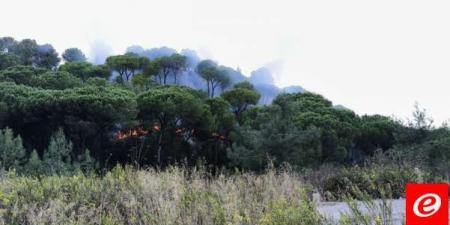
[
  {"left": 163, "top": 70, "right": 170, "bottom": 85},
  {"left": 157, "top": 130, "right": 163, "bottom": 166},
  {"left": 207, "top": 80, "right": 210, "bottom": 97}
]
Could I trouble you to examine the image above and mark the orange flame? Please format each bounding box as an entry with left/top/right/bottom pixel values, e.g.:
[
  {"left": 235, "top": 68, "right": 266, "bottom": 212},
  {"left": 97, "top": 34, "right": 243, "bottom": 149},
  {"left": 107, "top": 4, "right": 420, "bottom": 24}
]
[
  {"left": 153, "top": 124, "right": 161, "bottom": 131},
  {"left": 116, "top": 127, "right": 149, "bottom": 140},
  {"left": 212, "top": 132, "right": 226, "bottom": 140}
]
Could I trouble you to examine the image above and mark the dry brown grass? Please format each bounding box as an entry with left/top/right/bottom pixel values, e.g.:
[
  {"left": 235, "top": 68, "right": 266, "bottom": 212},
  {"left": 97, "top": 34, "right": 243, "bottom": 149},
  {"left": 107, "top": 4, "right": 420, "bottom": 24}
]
[{"left": 0, "top": 166, "right": 324, "bottom": 225}]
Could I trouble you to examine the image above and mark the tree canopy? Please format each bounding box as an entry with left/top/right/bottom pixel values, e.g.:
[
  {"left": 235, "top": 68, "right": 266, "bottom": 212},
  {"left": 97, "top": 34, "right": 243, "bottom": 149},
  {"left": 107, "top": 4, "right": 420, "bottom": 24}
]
[
  {"left": 137, "top": 86, "right": 211, "bottom": 165},
  {"left": 59, "top": 62, "right": 110, "bottom": 81},
  {"left": 62, "top": 48, "right": 87, "bottom": 62},
  {"left": 197, "top": 60, "right": 231, "bottom": 97},
  {"left": 0, "top": 37, "right": 60, "bottom": 69},
  {"left": 0, "top": 36, "right": 448, "bottom": 178},
  {"left": 106, "top": 54, "right": 149, "bottom": 81},
  {"left": 222, "top": 82, "right": 260, "bottom": 122}
]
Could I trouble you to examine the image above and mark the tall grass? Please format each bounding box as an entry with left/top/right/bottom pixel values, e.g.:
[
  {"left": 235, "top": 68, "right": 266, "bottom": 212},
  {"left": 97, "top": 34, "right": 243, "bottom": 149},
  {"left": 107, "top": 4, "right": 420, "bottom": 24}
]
[
  {"left": 0, "top": 166, "right": 324, "bottom": 225},
  {"left": 338, "top": 187, "right": 398, "bottom": 225},
  {"left": 0, "top": 165, "right": 403, "bottom": 225}
]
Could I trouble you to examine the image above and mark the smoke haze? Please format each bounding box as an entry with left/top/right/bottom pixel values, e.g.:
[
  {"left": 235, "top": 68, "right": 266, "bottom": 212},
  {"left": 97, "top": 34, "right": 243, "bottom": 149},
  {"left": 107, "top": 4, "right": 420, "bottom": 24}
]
[{"left": 2, "top": 0, "right": 450, "bottom": 122}]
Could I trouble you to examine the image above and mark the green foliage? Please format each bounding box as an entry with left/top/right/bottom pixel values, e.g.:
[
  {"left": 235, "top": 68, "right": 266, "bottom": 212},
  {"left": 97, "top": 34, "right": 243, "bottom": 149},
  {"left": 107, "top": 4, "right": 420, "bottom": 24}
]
[
  {"left": 180, "top": 190, "right": 226, "bottom": 225},
  {"left": 0, "top": 65, "right": 48, "bottom": 85},
  {"left": 168, "top": 53, "right": 187, "bottom": 84},
  {"left": 426, "top": 135, "right": 450, "bottom": 178},
  {"left": 0, "top": 66, "right": 82, "bottom": 90},
  {"left": 35, "top": 44, "right": 61, "bottom": 69},
  {"left": 0, "top": 36, "right": 449, "bottom": 186},
  {"left": 143, "top": 60, "right": 161, "bottom": 77},
  {"left": 227, "top": 126, "right": 267, "bottom": 170},
  {"left": 137, "top": 86, "right": 211, "bottom": 129},
  {"left": 106, "top": 54, "right": 149, "bottom": 81},
  {"left": 228, "top": 92, "right": 401, "bottom": 171},
  {"left": 137, "top": 86, "right": 211, "bottom": 165},
  {"left": 62, "top": 48, "right": 87, "bottom": 62},
  {"left": 21, "top": 129, "right": 96, "bottom": 176},
  {"left": 394, "top": 130, "right": 450, "bottom": 179},
  {"left": 0, "top": 82, "right": 137, "bottom": 160},
  {"left": 0, "top": 37, "right": 17, "bottom": 52},
  {"left": 0, "top": 166, "right": 328, "bottom": 225},
  {"left": 0, "top": 128, "right": 25, "bottom": 170},
  {"left": 2, "top": 37, "right": 61, "bottom": 69},
  {"left": 30, "top": 71, "right": 83, "bottom": 90},
  {"left": 151, "top": 53, "right": 187, "bottom": 85},
  {"left": 0, "top": 126, "right": 96, "bottom": 176},
  {"left": 275, "top": 92, "right": 359, "bottom": 162},
  {"left": 202, "top": 97, "right": 235, "bottom": 165},
  {"left": 85, "top": 77, "right": 110, "bottom": 87},
  {"left": 131, "top": 73, "right": 157, "bottom": 92},
  {"left": 219, "top": 65, "right": 247, "bottom": 84},
  {"left": 43, "top": 129, "right": 73, "bottom": 175},
  {"left": 0, "top": 102, "right": 8, "bottom": 127},
  {"left": 0, "top": 37, "right": 61, "bottom": 69},
  {"left": 59, "top": 61, "right": 111, "bottom": 81},
  {"left": 233, "top": 80, "right": 255, "bottom": 90},
  {"left": 222, "top": 86, "right": 260, "bottom": 119},
  {"left": 206, "top": 97, "right": 235, "bottom": 133},
  {"left": 197, "top": 60, "right": 231, "bottom": 97},
  {"left": 259, "top": 197, "right": 323, "bottom": 225},
  {"left": 14, "top": 38, "right": 38, "bottom": 65},
  {"left": 74, "top": 149, "right": 96, "bottom": 173},
  {"left": 355, "top": 115, "right": 397, "bottom": 156},
  {"left": 274, "top": 92, "right": 332, "bottom": 111},
  {"left": 88, "top": 64, "right": 111, "bottom": 79},
  {"left": 228, "top": 114, "right": 323, "bottom": 170},
  {"left": 0, "top": 52, "right": 20, "bottom": 70},
  {"left": 24, "top": 149, "right": 42, "bottom": 176},
  {"left": 322, "top": 163, "right": 419, "bottom": 200}
]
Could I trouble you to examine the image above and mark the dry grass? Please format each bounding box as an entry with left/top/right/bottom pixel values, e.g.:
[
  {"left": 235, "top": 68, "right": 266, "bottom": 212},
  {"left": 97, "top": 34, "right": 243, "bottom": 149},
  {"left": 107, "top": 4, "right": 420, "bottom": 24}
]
[{"left": 0, "top": 166, "right": 324, "bottom": 225}]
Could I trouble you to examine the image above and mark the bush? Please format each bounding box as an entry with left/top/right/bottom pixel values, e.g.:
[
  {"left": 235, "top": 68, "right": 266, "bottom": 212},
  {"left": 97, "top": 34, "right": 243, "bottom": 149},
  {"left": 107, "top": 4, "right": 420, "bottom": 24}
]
[
  {"left": 42, "top": 128, "right": 73, "bottom": 174},
  {"left": 0, "top": 127, "right": 96, "bottom": 176},
  {"left": 0, "top": 166, "right": 328, "bottom": 225},
  {"left": 322, "top": 164, "right": 419, "bottom": 200},
  {"left": 259, "top": 197, "right": 323, "bottom": 225},
  {"left": 0, "top": 128, "right": 26, "bottom": 171},
  {"left": 40, "top": 129, "right": 96, "bottom": 175},
  {"left": 30, "top": 71, "right": 83, "bottom": 90}
]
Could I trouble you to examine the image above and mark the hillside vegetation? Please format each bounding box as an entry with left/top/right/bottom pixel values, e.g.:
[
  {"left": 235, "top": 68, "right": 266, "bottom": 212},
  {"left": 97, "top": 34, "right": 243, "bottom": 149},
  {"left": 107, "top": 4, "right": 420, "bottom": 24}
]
[{"left": 0, "top": 36, "right": 448, "bottom": 224}]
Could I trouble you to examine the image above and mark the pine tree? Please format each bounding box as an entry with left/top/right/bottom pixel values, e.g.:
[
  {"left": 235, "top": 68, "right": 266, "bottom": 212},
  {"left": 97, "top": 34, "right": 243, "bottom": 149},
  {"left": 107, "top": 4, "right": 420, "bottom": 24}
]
[
  {"left": 43, "top": 128, "right": 73, "bottom": 175},
  {"left": 25, "top": 149, "right": 43, "bottom": 176},
  {"left": 0, "top": 128, "right": 26, "bottom": 170},
  {"left": 75, "top": 149, "right": 95, "bottom": 173}
]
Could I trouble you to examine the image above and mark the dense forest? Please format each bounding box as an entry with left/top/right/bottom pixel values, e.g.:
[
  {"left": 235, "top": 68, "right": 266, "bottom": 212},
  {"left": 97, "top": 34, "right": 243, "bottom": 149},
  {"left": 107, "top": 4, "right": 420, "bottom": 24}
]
[
  {"left": 1, "top": 36, "right": 449, "bottom": 224},
  {"left": 0, "top": 36, "right": 449, "bottom": 179}
]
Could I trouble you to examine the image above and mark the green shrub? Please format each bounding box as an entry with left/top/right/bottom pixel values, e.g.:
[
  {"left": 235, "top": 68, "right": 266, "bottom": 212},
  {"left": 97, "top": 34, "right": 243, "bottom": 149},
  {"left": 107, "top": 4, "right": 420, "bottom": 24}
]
[
  {"left": 323, "top": 165, "right": 418, "bottom": 200},
  {"left": 0, "top": 128, "right": 25, "bottom": 171},
  {"left": 0, "top": 166, "right": 328, "bottom": 225},
  {"left": 43, "top": 128, "right": 73, "bottom": 174},
  {"left": 259, "top": 196, "right": 323, "bottom": 225}
]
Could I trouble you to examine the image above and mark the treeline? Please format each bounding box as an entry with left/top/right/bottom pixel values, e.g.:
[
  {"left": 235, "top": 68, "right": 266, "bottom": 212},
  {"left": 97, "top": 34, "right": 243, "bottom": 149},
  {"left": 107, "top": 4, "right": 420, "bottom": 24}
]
[{"left": 0, "top": 36, "right": 448, "bottom": 177}]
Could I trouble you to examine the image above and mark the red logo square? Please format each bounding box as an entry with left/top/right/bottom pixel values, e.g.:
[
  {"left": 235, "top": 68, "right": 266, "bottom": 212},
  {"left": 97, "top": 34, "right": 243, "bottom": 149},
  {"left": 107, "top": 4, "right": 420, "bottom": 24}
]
[{"left": 406, "top": 184, "right": 449, "bottom": 225}]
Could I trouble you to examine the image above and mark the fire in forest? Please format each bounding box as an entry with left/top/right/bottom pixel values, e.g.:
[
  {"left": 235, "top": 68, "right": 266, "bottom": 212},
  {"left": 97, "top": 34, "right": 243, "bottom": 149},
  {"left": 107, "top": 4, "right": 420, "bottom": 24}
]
[
  {"left": 212, "top": 132, "right": 226, "bottom": 140},
  {"left": 115, "top": 125, "right": 226, "bottom": 141},
  {"left": 116, "top": 127, "right": 149, "bottom": 140}
]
